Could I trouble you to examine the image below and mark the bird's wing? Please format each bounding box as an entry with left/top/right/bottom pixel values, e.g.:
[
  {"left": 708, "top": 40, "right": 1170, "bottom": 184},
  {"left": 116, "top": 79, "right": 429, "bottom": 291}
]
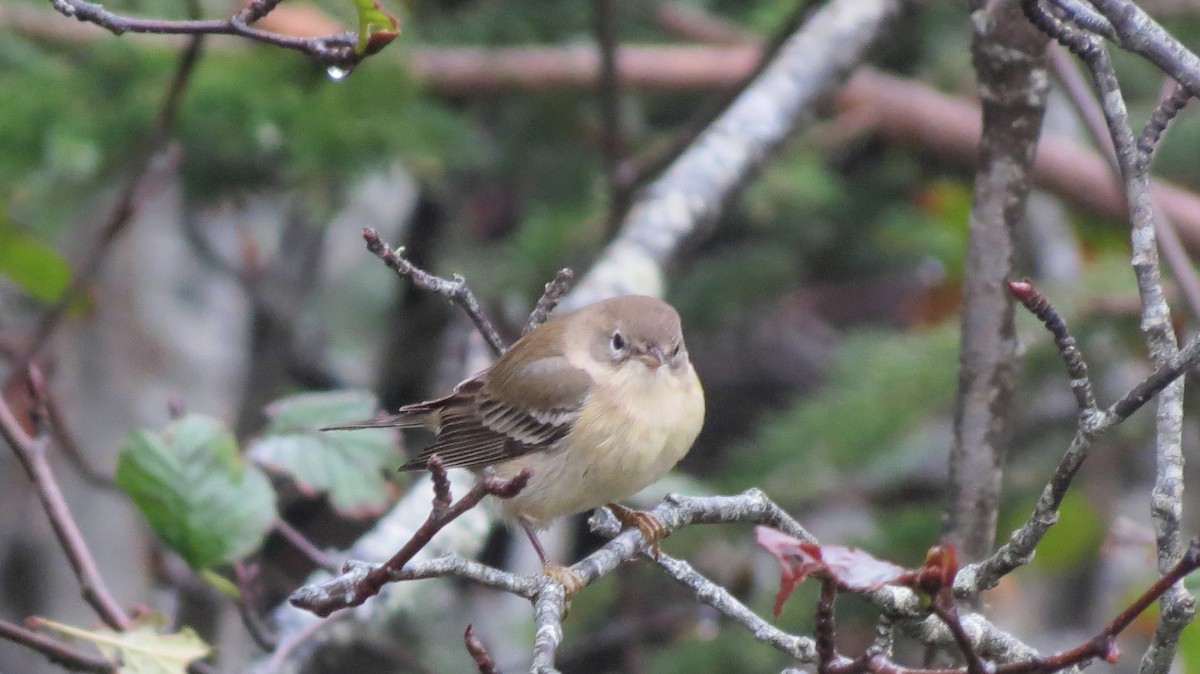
[{"left": 403, "top": 355, "right": 592, "bottom": 471}]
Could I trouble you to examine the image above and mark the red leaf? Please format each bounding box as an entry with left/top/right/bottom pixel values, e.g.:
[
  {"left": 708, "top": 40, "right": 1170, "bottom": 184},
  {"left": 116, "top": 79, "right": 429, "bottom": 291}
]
[
  {"left": 755, "top": 527, "right": 910, "bottom": 616},
  {"left": 756, "top": 527, "right": 823, "bottom": 617}
]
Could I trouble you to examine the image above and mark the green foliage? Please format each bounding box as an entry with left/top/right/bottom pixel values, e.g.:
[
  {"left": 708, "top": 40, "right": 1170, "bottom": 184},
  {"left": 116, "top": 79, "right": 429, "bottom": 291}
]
[
  {"left": 407, "top": 1, "right": 592, "bottom": 44},
  {"left": 726, "top": 325, "right": 959, "bottom": 499},
  {"left": 178, "top": 49, "right": 478, "bottom": 198},
  {"left": 247, "top": 390, "right": 400, "bottom": 517},
  {"left": 0, "top": 205, "right": 72, "bottom": 303},
  {"left": 0, "top": 39, "right": 163, "bottom": 229},
  {"left": 116, "top": 414, "right": 276, "bottom": 570},
  {"left": 352, "top": 0, "right": 400, "bottom": 54},
  {"left": 0, "top": 33, "right": 480, "bottom": 224}
]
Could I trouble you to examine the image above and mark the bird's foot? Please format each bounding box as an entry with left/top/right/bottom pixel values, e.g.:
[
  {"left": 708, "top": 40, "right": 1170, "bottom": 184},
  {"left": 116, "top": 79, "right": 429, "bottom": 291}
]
[
  {"left": 542, "top": 563, "right": 585, "bottom": 597},
  {"left": 606, "top": 503, "right": 668, "bottom": 558}
]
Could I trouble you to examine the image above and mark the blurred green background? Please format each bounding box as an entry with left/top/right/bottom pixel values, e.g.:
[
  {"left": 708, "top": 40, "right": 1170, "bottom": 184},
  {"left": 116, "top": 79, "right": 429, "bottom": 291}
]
[{"left": 3, "top": 0, "right": 1200, "bottom": 671}]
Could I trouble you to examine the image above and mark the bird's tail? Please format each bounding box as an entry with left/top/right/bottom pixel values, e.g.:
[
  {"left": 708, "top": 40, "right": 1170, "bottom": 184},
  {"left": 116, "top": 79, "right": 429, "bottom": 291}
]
[{"left": 320, "top": 410, "right": 430, "bottom": 431}]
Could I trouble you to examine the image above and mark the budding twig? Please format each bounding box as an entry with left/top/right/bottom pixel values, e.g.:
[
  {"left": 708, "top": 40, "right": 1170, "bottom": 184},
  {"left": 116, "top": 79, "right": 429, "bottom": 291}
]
[
  {"left": 1006, "top": 279, "right": 1096, "bottom": 411},
  {"left": 465, "top": 624, "right": 500, "bottom": 674}
]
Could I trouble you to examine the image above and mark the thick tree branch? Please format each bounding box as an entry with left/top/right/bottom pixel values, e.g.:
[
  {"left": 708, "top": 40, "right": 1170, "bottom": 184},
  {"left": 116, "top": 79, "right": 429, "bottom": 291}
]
[
  {"left": 944, "top": 0, "right": 1048, "bottom": 566},
  {"left": 566, "top": 0, "right": 912, "bottom": 306}
]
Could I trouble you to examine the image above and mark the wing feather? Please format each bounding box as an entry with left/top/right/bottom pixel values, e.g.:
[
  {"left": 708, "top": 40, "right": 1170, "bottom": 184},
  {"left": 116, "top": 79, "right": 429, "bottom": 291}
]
[{"left": 401, "top": 352, "right": 592, "bottom": 471}]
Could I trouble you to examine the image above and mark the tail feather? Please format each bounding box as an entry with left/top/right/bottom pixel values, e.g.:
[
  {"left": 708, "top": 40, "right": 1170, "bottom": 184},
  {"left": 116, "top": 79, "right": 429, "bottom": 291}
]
[{"left": 320, "top": 411, "right": 430, "bottom": 431}]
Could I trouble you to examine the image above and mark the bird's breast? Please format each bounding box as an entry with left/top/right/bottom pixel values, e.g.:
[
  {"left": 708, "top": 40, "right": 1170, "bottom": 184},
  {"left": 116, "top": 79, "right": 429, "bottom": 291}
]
[{"left": 495, "top": 362, "right": 704, "bottom": 527}]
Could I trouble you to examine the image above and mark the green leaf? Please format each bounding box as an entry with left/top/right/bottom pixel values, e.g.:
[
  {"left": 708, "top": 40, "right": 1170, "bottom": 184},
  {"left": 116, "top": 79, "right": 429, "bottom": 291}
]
[
  {"left": 34, "top": 614, "right": 210, "bottom": 674},
  {"left": 116, "top": 414, "right": 276, "bottom": 570},
  {"left": 248, "top": 391, "right": 400, "bottom": 517},
  {"left": 0, "top": 208, "right": 71, "bottom": 303},
  {"left": 352, "top": 0, "right": 400, "bottom": 54}
]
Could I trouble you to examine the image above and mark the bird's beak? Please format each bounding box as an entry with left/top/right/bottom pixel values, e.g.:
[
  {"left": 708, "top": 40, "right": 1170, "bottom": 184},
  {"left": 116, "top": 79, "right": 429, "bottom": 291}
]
[{"left": 637, "top": 345, "right": 667, "bottom": 370}]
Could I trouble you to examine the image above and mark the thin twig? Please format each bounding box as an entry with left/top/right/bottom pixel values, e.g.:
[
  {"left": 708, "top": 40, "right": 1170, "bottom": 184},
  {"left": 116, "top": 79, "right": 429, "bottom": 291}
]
[
  {"left": 45, "top": 0, "right": 390, "bottom": 70},
  {"left": 287, "top": 457, "right": 530, "bottom": 616},
  {"left": 361, "top": 228, "right": 506, "bottom": 357},
  {"left": 0, "top": 619, "right": 118, "bottom": 674},
  {"left": 28, "top": 366, "right": 115, "bottom": 488},
  {"left": 928, "top": 592, "right": 986, "bottom": 674},
  {"left": 273, "top": 519, "right": 339, "bottom": 573},
  {"left": 1048, "top": 43, "right": 1200, "bottom": 322},
  {"left": 233, "top": 563, "right": 278, "bottom": 652},
  {"left": 523, "top": 269, "right": 575, "bottom": 335},
  {"left": 1045, "top": 15, "right": 1197, "bottom": 674},
  {"left": 464, "top": 624, "right": 500, "bottom": 674},
  {"left": 815, "top": 579, "right": 838, "bottom": 674},
  {"left": 0, "top": 385, "right": 130, "bottom": 630},
  {"left": 1006, "top": 279, "right": 1096, "bottom": 411}
]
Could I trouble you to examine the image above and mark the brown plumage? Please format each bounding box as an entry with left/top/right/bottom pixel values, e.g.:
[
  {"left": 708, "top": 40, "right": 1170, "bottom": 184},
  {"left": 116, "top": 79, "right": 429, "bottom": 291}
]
[{"left": 325, "top": 295, "right": 705, "bottom": 580}]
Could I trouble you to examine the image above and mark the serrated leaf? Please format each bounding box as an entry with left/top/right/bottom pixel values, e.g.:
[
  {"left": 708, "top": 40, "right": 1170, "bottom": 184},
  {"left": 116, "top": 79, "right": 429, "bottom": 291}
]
[
  {"left": 34, "top": 614, "right": 210, "bottom": 674},
  {"left": 248, "top": 390, "right": 399, "bottom": 517},
  {"left": 116, "top": 414, "right": 276, "bottom": 570}
]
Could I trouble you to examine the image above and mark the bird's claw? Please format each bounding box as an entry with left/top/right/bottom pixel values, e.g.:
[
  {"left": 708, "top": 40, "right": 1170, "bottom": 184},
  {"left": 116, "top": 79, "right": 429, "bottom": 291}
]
[
  {"left": 606, "top": 503, "right": 668, "bottom": 558},
  {"left": 543, "top": 563, "right": 585, "bottom": 597}
]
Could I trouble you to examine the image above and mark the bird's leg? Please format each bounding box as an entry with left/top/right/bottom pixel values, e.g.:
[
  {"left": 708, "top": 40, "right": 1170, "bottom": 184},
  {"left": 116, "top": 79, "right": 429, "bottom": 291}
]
[
  {"left": 520, "top": 518, "right": 585, "bottom": 596},
  {"left": 605, "top": 503, "right": 667, "bottom": 558}
]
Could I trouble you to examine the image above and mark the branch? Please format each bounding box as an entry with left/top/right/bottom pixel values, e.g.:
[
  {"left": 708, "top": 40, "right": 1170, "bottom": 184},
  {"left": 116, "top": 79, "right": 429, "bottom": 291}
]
[
  {"left": 44, "top": 0, "right": 392, "bottom": 70},
  {"left": 963, "top": 328, "right": 1200, "bottom": 591},
  {"left": 1048, "top": 44, "right": 1200, "bottom": 322},
  {"left": 361, "top": 227, "right": 506, "bottom": 357},
  {"left": 565, "top": 0, "right": 912, "bottom": 306},
  {"left": 944, "top": 0, "right": 1047, "bottom": 565},
  {"left": 0, "top": 619, "right": 118, "bottom": 674},
  {"left": 464, "top": 624, "right": 500, "bottom": 674},
  {"left": 523, "top": 269, "right": 575, "bottom": 335},
  {"left": 1006, "top": 279, "right": 1097, "bottom": 411},
  {"left": 287, "top": 457, "right": 530, "bottom": 616},
  {"left": 0, "top": 379, "right": 130, "bottom": 631},
  {"left": 1029, "top": 5, "right": 1197, "bottom": 672}
]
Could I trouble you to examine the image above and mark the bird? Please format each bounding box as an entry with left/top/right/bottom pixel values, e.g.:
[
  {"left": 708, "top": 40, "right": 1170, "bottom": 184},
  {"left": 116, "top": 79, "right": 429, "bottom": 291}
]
[{"left": 325, "top": 295, "right": 705, "bottom": 591}]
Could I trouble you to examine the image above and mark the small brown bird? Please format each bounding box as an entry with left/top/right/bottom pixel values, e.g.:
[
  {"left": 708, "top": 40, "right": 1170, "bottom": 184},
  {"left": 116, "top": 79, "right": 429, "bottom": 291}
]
[{"left": 326, "top": 295, "right": 705, "bottom": 587}]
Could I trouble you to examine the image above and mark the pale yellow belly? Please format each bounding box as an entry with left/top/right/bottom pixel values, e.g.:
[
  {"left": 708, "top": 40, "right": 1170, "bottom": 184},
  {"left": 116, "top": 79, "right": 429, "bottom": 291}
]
[{"left": 493, "top": 364, "right": 704, "bottom": 527}]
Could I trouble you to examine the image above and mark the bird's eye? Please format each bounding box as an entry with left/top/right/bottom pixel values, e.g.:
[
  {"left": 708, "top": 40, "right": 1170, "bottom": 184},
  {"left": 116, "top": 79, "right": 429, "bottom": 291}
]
[
  {"left": 611, "top": 331, "right": 626, "bottom": 351},
  {"left": 670, "top": 343, "right": 681, "bottom": 358}
]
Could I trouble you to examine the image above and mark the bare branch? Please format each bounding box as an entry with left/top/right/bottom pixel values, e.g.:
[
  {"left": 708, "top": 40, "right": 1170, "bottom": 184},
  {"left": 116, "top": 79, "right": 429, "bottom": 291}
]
[
  {"left": 361, "top": 227, "right": 506, "bottom": 356},
  {"left": 523, "top": 269, "right": 575, "bottom": 335},
  {"left": 44, "top": 0, "right": 392, "bottom": 70},
  {"left": 945, "top": 0, "right": 1047, "bottom": 567},
  {"left": 566, "top": 0, "right": 911, "bottom": 306},
  {"left": 0, "top": 619, "right": 118, "bottom": 674},
  {"left": 288, "top": 458, "right": 531, "bottom": 616},
  {"left": 1006, "top": 279, "right": 1097, "bottom": 411},
  {"left": 0, "top": 378, "right": 130, "bottom": 631}
]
